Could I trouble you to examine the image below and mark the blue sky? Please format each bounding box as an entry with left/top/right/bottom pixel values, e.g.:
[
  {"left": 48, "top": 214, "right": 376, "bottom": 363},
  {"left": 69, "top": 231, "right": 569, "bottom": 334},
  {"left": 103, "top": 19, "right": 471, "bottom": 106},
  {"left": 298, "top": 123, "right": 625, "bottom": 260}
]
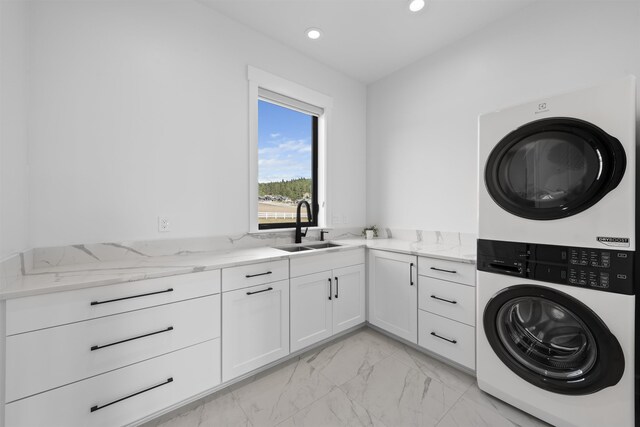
[{"left": 258, "top": 100, "right": 312, "bottom": 183}]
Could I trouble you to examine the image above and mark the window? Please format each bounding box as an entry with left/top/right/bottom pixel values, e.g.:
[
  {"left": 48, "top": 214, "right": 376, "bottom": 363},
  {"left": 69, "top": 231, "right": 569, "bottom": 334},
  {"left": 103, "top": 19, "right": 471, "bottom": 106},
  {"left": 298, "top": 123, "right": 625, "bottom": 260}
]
[
  {"left": 248, "top": 66, "right": 332, "bottom": 232},
  {"left": 257, "top": 96, "right": 319, "bottom": 229}
]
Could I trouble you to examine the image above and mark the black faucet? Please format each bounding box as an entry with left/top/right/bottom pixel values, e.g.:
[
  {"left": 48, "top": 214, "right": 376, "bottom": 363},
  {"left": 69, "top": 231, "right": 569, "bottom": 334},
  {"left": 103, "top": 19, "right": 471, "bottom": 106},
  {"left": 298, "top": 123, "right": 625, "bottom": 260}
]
[{"left": 295, "top": 200, "right": 312, "bottom": 244}]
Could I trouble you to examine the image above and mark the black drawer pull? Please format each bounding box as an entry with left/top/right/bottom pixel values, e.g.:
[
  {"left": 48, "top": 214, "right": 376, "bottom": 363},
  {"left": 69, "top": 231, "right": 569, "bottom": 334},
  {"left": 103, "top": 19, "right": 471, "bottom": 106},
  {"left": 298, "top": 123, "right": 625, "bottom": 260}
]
[
  {"left": 410, "top": 263, "right": 414, "bottom": 286},
  {"left": 328, "top": 278, "right": 332, "bottom": 300},
  {"left": 91, "top": 326, "right": 174, "bottom": 351},
  {"left": 335, "top": 277, "right": 339, "bottom": 299},
  {"left": 430, "top": 295, "right": 457, "bottom": 304},
  {"left": 246, "top": 287, "right": 273, "bottom": 295},
  {"left": 90, "top": 288, "right": 173, "bottom": 306},
  {"left": 431, "top": 332, "right": 457, "bottom": 344},
  {"left": 430, "top": 267, "right": 457, "bottom": 274},
  {"left": 245, "top": 271, "right": 273, "bottom": 278},
  {"left": 90, "top": 377, "right": 173, "bottom": 413}
]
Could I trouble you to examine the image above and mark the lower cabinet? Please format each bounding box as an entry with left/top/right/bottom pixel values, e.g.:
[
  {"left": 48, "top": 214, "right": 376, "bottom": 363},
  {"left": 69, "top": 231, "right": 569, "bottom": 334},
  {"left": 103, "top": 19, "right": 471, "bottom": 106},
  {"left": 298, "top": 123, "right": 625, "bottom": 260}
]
[
  {"left": 5, "top": 339, "right": 220, "bottom": 427},
  {"left": 368, "top": 250, "right": 418, "bottom": 343},
  {"left": 222, "top": 279, "right": 290, "bottom": 382},
  {"left": 290, "top": 264, "right": 365, "bottom": 352},
  {"left": 417, "top": 256, "right": 476, "bottom": 371}
]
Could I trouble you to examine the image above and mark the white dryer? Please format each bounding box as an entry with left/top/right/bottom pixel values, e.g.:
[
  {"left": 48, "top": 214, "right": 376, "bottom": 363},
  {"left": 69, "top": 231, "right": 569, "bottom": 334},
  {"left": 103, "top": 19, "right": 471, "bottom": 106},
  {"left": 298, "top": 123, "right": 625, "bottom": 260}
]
[{"left": 478, "top": 76, "right": 636, "bottom": 250}]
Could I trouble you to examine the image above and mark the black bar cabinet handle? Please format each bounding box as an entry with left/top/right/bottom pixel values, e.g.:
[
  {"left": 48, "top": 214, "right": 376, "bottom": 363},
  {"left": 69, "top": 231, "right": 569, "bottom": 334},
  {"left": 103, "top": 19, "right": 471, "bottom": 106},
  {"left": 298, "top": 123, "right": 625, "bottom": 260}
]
[
  {"left": 245, "top": 271, "right": 273, "bottom": 278},
  {"left": 328, "top": 278, "right": 332, "bottom": 300},
  {"left": 246, "top": 287, "right": 273, "bottom": 295},
  {"left": 430, "top": 267, "right": 457, "bottom": 274},
  {"left": 410, "top": 263, "right": 414, "bottom": 286},
  {"left": 335, "top": 277, "right": 339, "bottom": 299},
  {"left": 91, "top": 326, "right": 174, "bottom": 351},
  {"left": 90, "top": 288, "right": 173, "bottom": 306},
  {"left": 431, "top": 332, "right": 457, "bottom": 344},
  {"left": 430, "top": 295, "right": 457, "bottom": 304},
  {"left": 90, "top": 377, "right": 173, "bottom": 413}
]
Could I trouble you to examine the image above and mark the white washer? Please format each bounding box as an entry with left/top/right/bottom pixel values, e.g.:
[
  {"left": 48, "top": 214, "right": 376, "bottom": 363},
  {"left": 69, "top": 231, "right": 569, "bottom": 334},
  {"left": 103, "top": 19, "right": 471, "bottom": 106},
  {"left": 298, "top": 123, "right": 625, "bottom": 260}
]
[
  {"left": 478, "top": 76, "right": 636, "bottom": 250},
  {"left": 476, "top": 270, "right": 635, "bottom": 427}
]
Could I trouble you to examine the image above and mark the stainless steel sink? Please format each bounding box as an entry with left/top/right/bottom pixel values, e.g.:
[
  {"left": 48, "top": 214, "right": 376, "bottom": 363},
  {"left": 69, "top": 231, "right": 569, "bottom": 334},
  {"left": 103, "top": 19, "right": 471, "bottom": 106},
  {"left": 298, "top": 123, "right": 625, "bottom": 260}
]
[
  {"left": 277, "top": 246, "right": 313, "bottom": 252},
  {"left": 303, "top": 242, "right": 342, "bottom": 250},
  {"left": 275, "top": 242, "right": 342, "bottom": 253}
]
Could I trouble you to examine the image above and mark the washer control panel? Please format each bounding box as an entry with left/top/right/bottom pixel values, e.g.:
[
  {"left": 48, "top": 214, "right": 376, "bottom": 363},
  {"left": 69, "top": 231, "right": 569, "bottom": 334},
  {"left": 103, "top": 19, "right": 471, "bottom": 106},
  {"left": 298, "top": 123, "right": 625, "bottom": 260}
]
[{"left": 477, "top": 239, "right": 634, "bottom": 295}]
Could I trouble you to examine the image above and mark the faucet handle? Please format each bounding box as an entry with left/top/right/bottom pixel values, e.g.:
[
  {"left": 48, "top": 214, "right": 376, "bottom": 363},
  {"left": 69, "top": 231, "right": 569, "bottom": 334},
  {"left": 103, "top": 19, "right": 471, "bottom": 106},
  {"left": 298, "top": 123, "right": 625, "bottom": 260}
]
[{"left": 301, "top": 227, "right": 308, "bottom": 238}]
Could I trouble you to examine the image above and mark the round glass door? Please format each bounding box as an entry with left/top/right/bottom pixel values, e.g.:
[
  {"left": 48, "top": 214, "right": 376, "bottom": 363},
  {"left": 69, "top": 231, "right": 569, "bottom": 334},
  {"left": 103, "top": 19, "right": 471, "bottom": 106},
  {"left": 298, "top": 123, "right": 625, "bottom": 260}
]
[
  {"left": 484, "top": 285, "right": 624, "bottom": 395},
  {"left": 485, "top": 117, "right": 626, "bottom": 220}
]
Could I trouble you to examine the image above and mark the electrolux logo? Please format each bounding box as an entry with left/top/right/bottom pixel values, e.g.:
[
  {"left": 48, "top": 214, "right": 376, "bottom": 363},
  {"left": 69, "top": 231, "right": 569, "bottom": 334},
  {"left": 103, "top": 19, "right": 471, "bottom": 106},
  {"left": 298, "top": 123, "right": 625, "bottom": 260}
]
[
  {"left": 597, "top": 236, "right": 630, "bottom": 247},
  {"left": 534, "top": 102, "right": 549, "bottom": 114}
]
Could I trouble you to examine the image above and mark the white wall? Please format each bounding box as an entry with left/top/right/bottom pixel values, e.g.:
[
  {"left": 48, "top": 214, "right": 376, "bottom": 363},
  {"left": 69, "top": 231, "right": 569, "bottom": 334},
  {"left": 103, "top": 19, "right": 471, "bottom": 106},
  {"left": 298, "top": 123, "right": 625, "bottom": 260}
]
[
  {"left": 27, "top": 0, "right": 366, "bottom": 247},
  {"left": 0, "top": 0, "right": 30, "bottom": 260},
  {"left": 367, "top": 1, "right": 640, "bottom": 233}
]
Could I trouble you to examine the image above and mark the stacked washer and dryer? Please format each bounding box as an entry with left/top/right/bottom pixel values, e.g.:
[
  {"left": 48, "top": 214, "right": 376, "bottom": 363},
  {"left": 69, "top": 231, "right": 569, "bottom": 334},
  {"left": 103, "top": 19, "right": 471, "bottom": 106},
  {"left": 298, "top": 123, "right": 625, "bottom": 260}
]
[{"left": 476, "top": 76, "right": 637, "bottom": 427}]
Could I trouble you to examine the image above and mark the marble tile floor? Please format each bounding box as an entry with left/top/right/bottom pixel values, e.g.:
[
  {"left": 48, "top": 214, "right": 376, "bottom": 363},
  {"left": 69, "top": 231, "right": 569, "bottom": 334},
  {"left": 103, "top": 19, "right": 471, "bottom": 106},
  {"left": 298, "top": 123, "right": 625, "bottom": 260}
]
[{"left": 148, "top": 328, "right": 550, "bottom": 427}]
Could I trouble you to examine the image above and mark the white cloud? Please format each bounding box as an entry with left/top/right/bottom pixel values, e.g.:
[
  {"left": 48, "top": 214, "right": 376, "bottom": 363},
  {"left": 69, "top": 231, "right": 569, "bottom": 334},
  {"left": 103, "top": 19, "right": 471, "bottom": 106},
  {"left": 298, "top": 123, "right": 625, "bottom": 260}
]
[{"left": 258, "top": 137, "right": 312, "bottom": 182}]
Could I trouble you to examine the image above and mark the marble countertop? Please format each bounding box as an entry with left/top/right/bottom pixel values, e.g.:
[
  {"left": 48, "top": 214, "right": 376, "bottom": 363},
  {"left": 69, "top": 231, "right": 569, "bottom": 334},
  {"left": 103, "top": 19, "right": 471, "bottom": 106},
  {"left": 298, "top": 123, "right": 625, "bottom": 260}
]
[
  {"left": 340, "top": 238, "right": 477, "bottom": 264},
  {"left": 0, "top": 238, "right": 475, "bottom": 300}
]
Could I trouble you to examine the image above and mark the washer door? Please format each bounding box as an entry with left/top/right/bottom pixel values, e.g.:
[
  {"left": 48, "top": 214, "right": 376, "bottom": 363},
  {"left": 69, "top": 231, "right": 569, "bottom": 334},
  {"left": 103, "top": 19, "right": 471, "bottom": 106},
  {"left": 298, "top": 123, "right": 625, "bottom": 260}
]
[
  {"left": 485, "top": 117, "right": 626, "bottom": 220},
  {"left": 484, "top": 285, "right": 624, "bottom": 395}
]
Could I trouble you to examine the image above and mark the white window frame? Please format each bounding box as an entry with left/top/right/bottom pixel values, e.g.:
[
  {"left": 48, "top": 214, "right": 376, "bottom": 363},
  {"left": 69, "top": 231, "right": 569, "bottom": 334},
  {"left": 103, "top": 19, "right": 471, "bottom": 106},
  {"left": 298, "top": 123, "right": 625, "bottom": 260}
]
[{"left": 248, "top": 66, "right": 332, "bottom": 233}]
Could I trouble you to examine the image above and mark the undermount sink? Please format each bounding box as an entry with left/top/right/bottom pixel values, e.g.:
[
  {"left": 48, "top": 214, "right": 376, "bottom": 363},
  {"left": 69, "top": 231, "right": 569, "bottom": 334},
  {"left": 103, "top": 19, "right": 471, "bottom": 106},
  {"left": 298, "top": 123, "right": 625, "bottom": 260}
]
[
  {"left": 277, "top": 246, "right": 313, "bottom": 253},
  {"left": 275, "top": 242, "right": 342, "bottom": 253},
  {"left": 303, "top": 242, "right": 342, "bottom": 250}
]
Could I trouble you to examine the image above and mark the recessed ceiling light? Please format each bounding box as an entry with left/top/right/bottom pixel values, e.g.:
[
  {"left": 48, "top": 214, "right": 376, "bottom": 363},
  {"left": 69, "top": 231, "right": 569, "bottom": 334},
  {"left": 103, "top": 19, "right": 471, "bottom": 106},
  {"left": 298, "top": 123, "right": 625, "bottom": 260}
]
[
  {"left": 306, "top": 28, "right": 322, "bottom": 40},
  {"left": 409, "top": 0, "right": 425, "bottom": 12}
]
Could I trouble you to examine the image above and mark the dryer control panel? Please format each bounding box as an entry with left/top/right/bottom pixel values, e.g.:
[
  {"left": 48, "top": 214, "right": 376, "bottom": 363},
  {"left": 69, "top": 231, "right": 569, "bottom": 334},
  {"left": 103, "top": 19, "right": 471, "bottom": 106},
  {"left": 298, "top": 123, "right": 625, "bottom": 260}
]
[{"left": 477, "top": 239, "right": 634, "bottom": 295}]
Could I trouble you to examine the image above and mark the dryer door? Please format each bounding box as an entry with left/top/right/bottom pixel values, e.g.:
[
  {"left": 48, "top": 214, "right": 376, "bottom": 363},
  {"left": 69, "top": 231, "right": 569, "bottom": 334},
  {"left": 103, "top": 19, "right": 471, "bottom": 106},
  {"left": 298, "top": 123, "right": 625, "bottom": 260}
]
[
  {"left": 483, "top": 285, "right": 624, "bottom": 395},
  {"left": 485, "top": 117, "right": 626, "bottom": 220}
]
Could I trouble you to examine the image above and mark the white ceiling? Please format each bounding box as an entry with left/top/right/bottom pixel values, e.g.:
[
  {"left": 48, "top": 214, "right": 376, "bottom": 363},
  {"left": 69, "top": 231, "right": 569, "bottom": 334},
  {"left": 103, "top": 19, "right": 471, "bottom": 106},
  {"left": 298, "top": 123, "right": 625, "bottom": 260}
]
[{"left": 199, "top": 0, "right": 534, "bottom": 84}]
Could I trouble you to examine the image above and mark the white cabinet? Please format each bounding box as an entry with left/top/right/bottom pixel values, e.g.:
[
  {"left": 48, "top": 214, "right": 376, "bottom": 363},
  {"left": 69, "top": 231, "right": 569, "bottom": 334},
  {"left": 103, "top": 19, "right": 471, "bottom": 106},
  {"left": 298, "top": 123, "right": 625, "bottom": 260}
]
[
  {"left": 417, "top": 256, "right": 476, "bottom": 371},
  {"left": 6, "top": 340, "right": 220, "bottom": 427},
  {"left": 222, "top": 280, "right": 290, "bottom": 382},
  {"left": 290, "top": 263, "right": 365, "bottom": 352},
  {"left": 290, "top": 272, "right": 333, "bottom": 352},
  {"left": 367, "top": 250, "right": 418, "bottom": 343},
  {"left": 4, "top": 270, "right": 222, "bottom": 427},
  {"left": 6, "top": 294, "right": 220, "bottom": 403},
  {"left": 332, "top": 264, "right": 366, "bottom": 334}
]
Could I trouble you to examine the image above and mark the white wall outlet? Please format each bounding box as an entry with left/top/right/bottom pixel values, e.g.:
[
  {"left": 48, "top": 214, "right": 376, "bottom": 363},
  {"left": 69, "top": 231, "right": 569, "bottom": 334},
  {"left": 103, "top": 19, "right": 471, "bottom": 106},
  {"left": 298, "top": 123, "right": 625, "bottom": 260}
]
[
  {"left": 158, "top": 216, "right": 171, "bottom": 232},
  {"left": 342, "top": 215, "right": 349, "bottom": 224}
]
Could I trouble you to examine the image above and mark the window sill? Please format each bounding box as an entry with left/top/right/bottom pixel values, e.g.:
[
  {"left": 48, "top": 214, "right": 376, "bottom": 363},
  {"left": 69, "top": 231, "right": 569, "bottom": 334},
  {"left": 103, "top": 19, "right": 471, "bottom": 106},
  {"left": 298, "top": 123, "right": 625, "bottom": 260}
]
[{"left": 250, "top": 226, "right": 331, "bottom": 235}]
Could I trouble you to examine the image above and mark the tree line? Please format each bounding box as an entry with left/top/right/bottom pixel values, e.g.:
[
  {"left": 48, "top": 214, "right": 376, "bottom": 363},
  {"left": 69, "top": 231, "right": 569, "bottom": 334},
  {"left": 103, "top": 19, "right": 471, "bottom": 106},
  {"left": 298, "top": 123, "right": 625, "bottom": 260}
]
[{"left": 259, "top": 178, "right": 311, "bottom": 202}]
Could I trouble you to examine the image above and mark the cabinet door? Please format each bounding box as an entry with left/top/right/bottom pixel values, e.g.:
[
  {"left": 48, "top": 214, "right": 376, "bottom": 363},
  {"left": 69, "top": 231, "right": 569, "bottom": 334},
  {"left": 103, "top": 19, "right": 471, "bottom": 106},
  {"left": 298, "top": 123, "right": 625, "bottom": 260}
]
[
  {"left": 368, "top": 250, "right": 418, "bottom": 343},
  {"left": 332, "top": 264, "right": 365, "bottom": 335},
  {"left": 290, "top": 271, "right": 333, "bottom": 353},
  {"left": 222, "top": 280, "right": 289, "bottom": 382}
]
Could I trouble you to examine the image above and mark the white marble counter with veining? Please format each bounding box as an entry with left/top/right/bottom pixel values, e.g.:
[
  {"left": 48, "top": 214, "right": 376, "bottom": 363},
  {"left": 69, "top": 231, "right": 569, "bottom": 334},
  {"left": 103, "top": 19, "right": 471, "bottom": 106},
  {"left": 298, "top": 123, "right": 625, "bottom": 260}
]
[
  {"left": 0, "top": 232, "right": 476, "bottom": 300},
  {"left": 0, "top": 243, "right": 364, "bottom": 300},
  {"left": 340, "top": 237, "right": 477, "bottom": 264}
]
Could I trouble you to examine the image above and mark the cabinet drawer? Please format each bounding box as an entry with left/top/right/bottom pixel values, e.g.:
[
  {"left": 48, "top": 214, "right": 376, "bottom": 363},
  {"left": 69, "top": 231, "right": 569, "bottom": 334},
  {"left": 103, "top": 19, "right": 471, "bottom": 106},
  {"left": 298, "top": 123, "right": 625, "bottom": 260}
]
[
  {"left": 418, "top": 257, "right": 475, "bottom": 286},
  {"left": 6, "top": 270, "right": 221, "bottom": 335},
  {"left": 290, "top": 248, "right": 365, "bottom": 278},
  {"left": 418, "top": 276, "right": 475, "bottom": 326},
  {"left": 222, "top": 259, "right": 288, "bottom": 292},
  {"left": 418, "top": 311, "right": 475, "bottom": 370},
  {"left": 6, "top": 294, "right": 220, "bottom": 403},
  {"left": 5, "top": 339, "right": 221, "bottom": 427}
]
